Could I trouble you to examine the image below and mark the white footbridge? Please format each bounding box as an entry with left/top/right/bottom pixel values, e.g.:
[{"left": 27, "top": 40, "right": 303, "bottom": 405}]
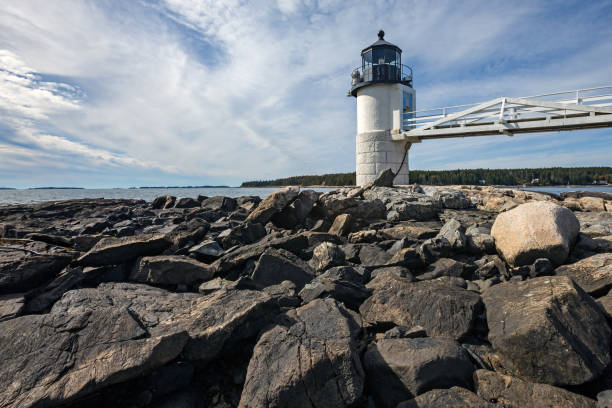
[{"left": 394, "top": 86, "right": 612, "bottom": 142}]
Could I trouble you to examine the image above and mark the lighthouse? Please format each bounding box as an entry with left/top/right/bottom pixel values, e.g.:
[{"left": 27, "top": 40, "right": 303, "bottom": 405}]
[{"left": 349, "top": 30, "right": 416, "bottom": 186}]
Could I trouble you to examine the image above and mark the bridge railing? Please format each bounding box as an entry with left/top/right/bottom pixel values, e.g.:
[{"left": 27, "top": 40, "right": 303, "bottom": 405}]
[{"left": 402, "top": 85, "right": 612, "bottom": 130}]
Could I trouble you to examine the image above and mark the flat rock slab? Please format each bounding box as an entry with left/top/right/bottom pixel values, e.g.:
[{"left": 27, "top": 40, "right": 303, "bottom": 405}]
[
  {"left": 491, "top": 201, "right": 580, "bottom": 266},
  {"left": 51, "top": 283, "right": 278, "bottom": 362},
  {"left": 397, "top": 387, "right": 499, "bottom": 408},
  {"left": 474, "top": 369, "right": 597, "bottom": 408},
  {"left": 555, "top": 253, "right": 612, "bottom": 296},
  {"left": 246, "top": 186, "right": 299, "bottom": 225},
  {"left": 0, "top": 293, "right": 24, "bottom": 322},
  {"left": 360, "top": 279, "right": 483, "bottom": 340},
  {"left": 77, "top": 233, "right": 171, "bottom": 266},
  {"left": 130, "top": 255, "right": 215, "bottom": 285},
  {"left": 364, "top": 338, "right": 474, "bottom": 407},
  {"left": 0, "top": 307, "right": 188, "bottom": 408},
  {"left": 251, "top": 247, "right": 315, "bottom": 289},
  {"left": 482, "top": 276, "right": 611, "bottom": 385},
  {"left": 0, "top": 242, "right": 72, "bottom": 294},
  {"left": 238, "top": 298, "right": 364, "bottom": 408}
]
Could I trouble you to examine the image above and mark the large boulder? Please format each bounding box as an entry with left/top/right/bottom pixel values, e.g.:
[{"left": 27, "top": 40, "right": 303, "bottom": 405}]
[
  {"left": 246, "top": 186, "right": 299, "bottom": 225},
  {"left": 397, "top": 387, "right": 498, "bottom": 408},
  {"left": 491, "top": 201, "right": 580, "bottom": 266},
  {"left": 474, "top": 369, "right": 597, "bottom": 408},
  {"left": 364, "top": 337, "right": 474, "bottom": 407},
  {"left": 238, "top": 298, "right": 364, "bottom": 408},
  {"left": 422, "top": 186, "right": 472, "bottom": 209},
  {"left": 77, "top": 234, "right": 171, "bottom": 266},
  {"left": 555, "top": 253, "right": 612, "bottom": 296},
  {"left": 0, "top": 241, "right": 72, "bottom": 294},
  {"left": 272, "top": 190, "right": 319, "bottom": 229},
  {"left": 251, "top": 247, "right": 315, "bottom": 289},
  {"left": 129, "top": 255, "right": 215, "bottom": 285},
  {"left": 51, "top": 283, "right": 278, "bottom": 362},
  {"left": 481, "top": 276, "right": 610, "bottom": 385},
  {"left": 311, "top": 242, "right": 345, "bottom": 271},
  {"left": 360, "top": 278, "right": 483, "bottom": 340},
  {"left": 0, "top": 307, "right": 188, "bottom": 408}
]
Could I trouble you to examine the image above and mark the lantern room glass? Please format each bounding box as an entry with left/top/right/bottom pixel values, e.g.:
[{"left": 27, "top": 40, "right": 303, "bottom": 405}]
[{"left": 362, "top": 47, "right": 401, "bottom": 82}]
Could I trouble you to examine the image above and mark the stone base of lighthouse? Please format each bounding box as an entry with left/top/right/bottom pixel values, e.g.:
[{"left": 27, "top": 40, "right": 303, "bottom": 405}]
[{"left": 356, "top": 130, "right": 410, "bottom": 186}]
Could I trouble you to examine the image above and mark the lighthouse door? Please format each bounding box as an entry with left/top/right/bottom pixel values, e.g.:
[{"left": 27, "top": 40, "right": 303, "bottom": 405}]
[{"left": 402, "top": 89, "right": 414, "bottom": 130}]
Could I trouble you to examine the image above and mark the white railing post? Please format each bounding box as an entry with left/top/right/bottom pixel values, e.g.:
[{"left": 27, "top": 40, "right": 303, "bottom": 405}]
[{"left": 499, "top": 98, "right": 506, "bottom": 121}]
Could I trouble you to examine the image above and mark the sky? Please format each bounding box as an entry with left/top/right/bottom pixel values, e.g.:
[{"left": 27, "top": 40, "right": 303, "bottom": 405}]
[{"left": 0, "top": 0, "right": 611, "bottom": 188}]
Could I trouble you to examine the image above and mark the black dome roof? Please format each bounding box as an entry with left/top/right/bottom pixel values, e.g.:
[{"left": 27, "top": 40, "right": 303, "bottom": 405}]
[{"left": 361, "top": 30, "right": 402, "bottom": 54}]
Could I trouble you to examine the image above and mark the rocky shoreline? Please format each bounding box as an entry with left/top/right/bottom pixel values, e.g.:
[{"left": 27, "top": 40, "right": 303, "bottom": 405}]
[{"left": 1, "top": 183, "right": 611, "bottom": 407}]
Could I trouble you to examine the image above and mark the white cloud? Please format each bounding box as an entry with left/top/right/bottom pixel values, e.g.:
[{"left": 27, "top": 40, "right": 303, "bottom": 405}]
[{"left": 0, "top": 0, "right": 610, "bottom": 187}]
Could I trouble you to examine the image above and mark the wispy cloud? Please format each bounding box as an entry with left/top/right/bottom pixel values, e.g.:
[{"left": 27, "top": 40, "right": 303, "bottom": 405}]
[{"left": 0, "top": 0, "right": 610, "bottom": 188}]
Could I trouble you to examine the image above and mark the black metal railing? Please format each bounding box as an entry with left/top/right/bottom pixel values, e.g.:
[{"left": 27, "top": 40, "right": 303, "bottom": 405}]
[{"left": 351, "top": 64, "right": 413, "bottom": 87}]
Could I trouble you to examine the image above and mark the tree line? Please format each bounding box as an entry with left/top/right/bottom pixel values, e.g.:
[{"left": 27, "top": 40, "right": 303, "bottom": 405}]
[{"left": 241, "top": 167, "right": 612, "bottom": 187}]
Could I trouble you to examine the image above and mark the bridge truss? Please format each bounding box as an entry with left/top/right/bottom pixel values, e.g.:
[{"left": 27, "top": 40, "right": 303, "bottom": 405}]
[{"left": 395, "top": 86, "right": 612, "bottom": 142}]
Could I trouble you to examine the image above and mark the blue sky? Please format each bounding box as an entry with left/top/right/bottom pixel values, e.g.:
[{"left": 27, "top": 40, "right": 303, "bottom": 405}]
[{"left": 1, "top": 0, "right": 611, "bottom": 188}]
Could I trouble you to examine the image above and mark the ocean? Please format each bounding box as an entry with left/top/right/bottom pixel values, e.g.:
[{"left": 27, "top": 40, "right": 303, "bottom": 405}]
[{"left": 0, "top": 185, "right": 609, "bottom": 206}]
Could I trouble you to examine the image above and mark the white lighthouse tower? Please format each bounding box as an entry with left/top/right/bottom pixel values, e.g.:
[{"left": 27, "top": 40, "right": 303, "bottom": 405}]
[{"left": 350, "top": 30, "right": 416, "bottom": 186}]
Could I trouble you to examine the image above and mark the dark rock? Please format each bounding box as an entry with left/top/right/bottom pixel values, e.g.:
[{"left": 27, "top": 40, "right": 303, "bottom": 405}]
[
  {"left": 81, "top": 218, "right": 109, "bottom": 234},
  {"left": 246, "top": 186, "right": 299, "bottom": 225},
  {"left": 597, "top": 290, "right": 612, "bottom": 321},
  {"left": 198, "top": 277, "right": 238, "bottom": 294},
  {"left": 130, "top": 255, "right": 215, "bottom": 285},
  {"left": 328, "top": 213, "right": 353, "bottom": 236},
  {"left": 23, "top": 233, "right": 73, "bottom": 247},
  {"left": 383, "top": 325, "right": 426, "bottom": 339},
  {"left": 340, "top": 243, "right": 361, "bottom": 263},
  {"left": 299, "top": 266, "right": 370, "bottom": 310},
  {"left": 251, "top": 247, "right": 315, "bottom": 289},
  {"left": 0, "top": 242, "right": 72, "bottom": 294},
  {"left": 397, "top": 387, "right": 499, "bottom": 408},
  {"left": 311, "top": 242, "right": 345, "bottom": 271},
  {"left": 189, "top": 239, "right": 224, "bottom": 258},
  {"left": 474, "top": 255, "right": 507, "bottom": 280},
  {"left": 377, "top": 224, "right": 438, "bottom": 240},
  {"left": 370, "top": 265, "right": 413, "bottom": 281},
  {"left": 151, "top": 195, "right": 176, "bottom": 209},
  {"left": 220, "top": 222, "right": 266, "bottom": 249},
  {"left": 364, "top": 337, "right": 474, "bottom": 407},
  {"left": 316, "top": 191, "right": 386, "bottom": 220},
  {"left": 417, "top": 236, "right": 452, "bottom": 264},
  {"left": 262, "top": 280, "right": 301, "bottom": 308},
  {"left": 200, "top": 196, "right": 238, "bottom": 212},
  {"left": 25, "top": 266, "right": 85, "bottom": 313},
  {"left": 437, "top": 218, "right": 467, "bottom": 250},
  {"left": 77, "top": 233, "right": 171, "bottom": 266},
  {"left": 0, "top": 307, "right": 188, "bottom": 408},
  {"left": 387, "top": 247, "right": 423, "bottom": 269},
  {"left": 165, "top": 219, "right": 210, "bottom": 248},
  {"left": 555, "top": 253, "right": 612, "bottom": 296},
  {"left": 272, "top": 190, "right": 319, "bottom": 229},
  {"left": 238, "top": 298, "right": 364, "bottom": 407},
  {"left": 361, "top": 278, "right": 483, "bottom": 340},
  {"left": 211, "top": 233, "right": 309, "bottom": 274},
  {"left": 174, "top": 197, "right": 200, "bottom": 209},
  {"left": 416, "top": 258, "right": 465, "bottom": 281},
  {"left": 532, "top": 257, "right": 554, "bottom": 277},
  {"left": 371, "top": 168, "right": 395, "bottom": 187},
  {"left": 81, "top": 264, "right": 127, "bottom": 285},
  {"left": 474, "top": 369, "right": 597, "bottom": 408},
  {"left": 52, "top": 283, "right": 278, "bottom": 363},
  {"left": 348, "top": 229, "right": 378, "bottom": 243},
  {"left": 482, "top": 276, "right": 611, "bottom": 385},
  {"left": 0, "top": 293, "right": 24, "bottom": 322},
  {"left": 73, "top": 234, "right": 104, "bottom": 251},
  {"left": 422, "top": 186, "right": 473, "bottom": 209},
  {"left": 358, "top": 243, "right": 392, "bottom": 267},
  {"left": 467, "top": 233, "right": 496, "bottom": 254}
]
